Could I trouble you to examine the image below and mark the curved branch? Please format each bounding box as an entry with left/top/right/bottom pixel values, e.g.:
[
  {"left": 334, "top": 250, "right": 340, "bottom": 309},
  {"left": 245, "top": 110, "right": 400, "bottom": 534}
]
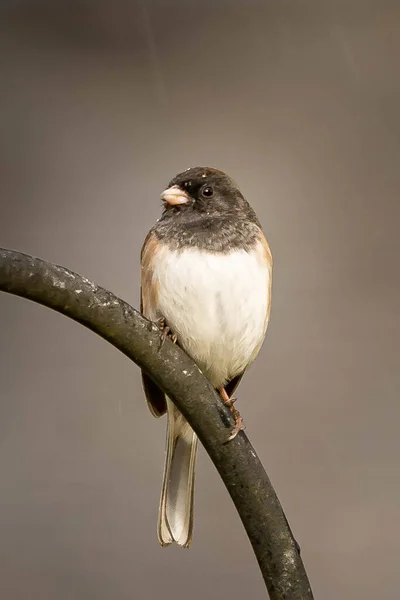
[{"left": 0, "top": 247, "right": 313, "bottom": 600}]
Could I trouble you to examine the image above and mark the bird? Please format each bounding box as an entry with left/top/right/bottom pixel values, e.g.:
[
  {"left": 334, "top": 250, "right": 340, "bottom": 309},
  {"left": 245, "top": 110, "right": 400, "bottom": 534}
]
[{"left": 140, "top": 166, "right": 272, "bottom": 548}]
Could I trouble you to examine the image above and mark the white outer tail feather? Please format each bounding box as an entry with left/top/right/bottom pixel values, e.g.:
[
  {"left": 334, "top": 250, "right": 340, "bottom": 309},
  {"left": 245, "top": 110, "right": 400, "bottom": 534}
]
[{"left": 158, "top": 398, "right": 198, "bottom": 547}]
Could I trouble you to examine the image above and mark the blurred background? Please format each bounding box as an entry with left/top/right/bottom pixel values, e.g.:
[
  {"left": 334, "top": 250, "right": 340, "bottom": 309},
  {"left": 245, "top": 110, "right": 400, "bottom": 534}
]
[{"left": 1, "top": 1, "right": 399, "bottom": 598}]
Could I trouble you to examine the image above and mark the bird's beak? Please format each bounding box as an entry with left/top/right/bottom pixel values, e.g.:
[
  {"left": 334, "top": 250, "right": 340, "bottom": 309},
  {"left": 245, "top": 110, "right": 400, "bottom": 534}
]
[{"left": 161, "top": 185, "right": 190, "bottom": 206}]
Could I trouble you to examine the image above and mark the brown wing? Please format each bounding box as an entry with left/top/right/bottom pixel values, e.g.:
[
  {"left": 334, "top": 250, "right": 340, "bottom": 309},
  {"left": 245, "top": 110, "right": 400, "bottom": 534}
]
[
  {"left": 258, "top": 229, "right": 273, "bottom": 328},
  {"left": 141, "top": 373, "right": 167, "bottom": 417},
  {"left": 140, "top": 231, "right": 167, "bottom": 417}
]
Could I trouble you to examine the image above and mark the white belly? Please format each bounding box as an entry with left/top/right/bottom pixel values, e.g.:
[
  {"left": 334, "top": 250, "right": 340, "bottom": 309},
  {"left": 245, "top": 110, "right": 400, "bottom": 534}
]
[{"left": 152, "top": 246, "right": 270, "bottom": 387}]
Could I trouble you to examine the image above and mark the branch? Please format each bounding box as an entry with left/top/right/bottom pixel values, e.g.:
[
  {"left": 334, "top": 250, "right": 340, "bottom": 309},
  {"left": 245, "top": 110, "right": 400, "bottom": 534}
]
[{"left": 0, "top": 247, "right": 313, "bottom": 600}]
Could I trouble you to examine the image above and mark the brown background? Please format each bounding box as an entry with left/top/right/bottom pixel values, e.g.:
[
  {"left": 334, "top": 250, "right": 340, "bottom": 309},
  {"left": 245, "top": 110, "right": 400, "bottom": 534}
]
[{"left": 1, "top": 1, "right": 399, "bottom": 599}]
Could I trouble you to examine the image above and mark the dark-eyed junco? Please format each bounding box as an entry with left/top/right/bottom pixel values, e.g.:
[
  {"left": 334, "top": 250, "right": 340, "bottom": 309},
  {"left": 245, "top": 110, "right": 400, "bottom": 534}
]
[{"left": 140, "top": 167, "right": 272, "bottom": 547}]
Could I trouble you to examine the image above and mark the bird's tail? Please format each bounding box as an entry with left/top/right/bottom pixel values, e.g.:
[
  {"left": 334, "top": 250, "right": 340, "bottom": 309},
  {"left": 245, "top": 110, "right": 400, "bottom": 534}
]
[{"left": 157, "top": 398, "right": 198, "bottom": 547}]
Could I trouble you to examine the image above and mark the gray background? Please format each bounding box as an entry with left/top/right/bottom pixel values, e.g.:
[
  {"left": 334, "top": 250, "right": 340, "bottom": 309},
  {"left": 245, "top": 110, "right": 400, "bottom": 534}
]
[{"left": 1, "top": 1, "right": 399, "bottom": 598}]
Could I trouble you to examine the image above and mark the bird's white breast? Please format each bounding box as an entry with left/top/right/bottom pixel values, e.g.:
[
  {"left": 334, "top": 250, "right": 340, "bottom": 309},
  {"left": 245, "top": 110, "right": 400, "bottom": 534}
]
[{"left": 151, "top": 244, "right": 271, "bottom": 388}]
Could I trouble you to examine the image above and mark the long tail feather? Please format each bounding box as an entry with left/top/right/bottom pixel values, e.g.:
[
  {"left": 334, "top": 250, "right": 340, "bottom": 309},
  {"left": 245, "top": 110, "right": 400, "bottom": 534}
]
[{"left": 157, "top": 398, "right": 198, "bottom": 547}]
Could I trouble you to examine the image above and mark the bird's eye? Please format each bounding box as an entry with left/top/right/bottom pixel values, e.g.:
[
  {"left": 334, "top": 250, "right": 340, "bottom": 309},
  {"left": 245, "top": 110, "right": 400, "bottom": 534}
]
[{"left": 202, "top": 186, "right": 214, "bottom": 198}]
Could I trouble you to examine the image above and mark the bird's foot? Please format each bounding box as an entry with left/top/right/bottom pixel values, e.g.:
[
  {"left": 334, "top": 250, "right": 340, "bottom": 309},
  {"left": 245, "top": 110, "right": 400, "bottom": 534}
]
[
  {"left": 218, "top": 387, "right": 245, "bottom": 443},
  {"left": 223, "top": 395, "right": 237, "bottom": 408},
  {"left": 225, "top": 407, "right": 246, "bottom": 442},
  {"left": 155, "top": 318, "right": 178, "bottom": 350},
  {"left": 155, "top": 316, "right": 166, "bottom": 330}
]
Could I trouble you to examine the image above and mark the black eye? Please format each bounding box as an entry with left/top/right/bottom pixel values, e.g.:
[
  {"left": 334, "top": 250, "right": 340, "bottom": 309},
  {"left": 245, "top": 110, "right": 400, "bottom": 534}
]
[{"left": 202, "top": 186, "right": 214, "bottom": 198}]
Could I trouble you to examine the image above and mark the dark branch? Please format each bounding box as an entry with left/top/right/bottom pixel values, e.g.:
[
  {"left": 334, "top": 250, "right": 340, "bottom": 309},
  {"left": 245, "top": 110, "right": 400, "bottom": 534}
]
[{"left": 0, "top": 247, "right": 313, "bottom": 600}]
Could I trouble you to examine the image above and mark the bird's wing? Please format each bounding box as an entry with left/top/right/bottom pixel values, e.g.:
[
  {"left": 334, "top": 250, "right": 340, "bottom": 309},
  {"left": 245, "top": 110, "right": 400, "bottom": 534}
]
[
  {"left": 259, "top": 229, "right": 273, "bottom": 329},
  {"left": 225, "top": 372, "right": 245, "bottom": 399},
  {"left": 140, "top": 231, "right": 167, "bottom": 417}
]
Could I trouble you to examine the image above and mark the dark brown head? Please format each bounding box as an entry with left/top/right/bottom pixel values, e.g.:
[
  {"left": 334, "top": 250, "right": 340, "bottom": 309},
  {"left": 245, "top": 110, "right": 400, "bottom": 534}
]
[{"left": 155, "top": 167, "right": 261, "bottom": 253}]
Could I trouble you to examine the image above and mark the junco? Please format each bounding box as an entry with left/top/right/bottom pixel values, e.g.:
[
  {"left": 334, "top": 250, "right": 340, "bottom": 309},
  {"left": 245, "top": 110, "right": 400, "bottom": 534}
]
[{"left": 140, "top": 167, "right": 272, "bottom": 547}]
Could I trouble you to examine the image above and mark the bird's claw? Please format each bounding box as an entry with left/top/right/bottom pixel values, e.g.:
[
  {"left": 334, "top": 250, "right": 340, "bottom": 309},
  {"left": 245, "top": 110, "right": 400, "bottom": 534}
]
[
  {"left": 156, "top": 319, "right": 178, "bottom": 351},
  {"left": 218, "top": 387, "right": 245, "bottom": 443},
  {"left": 224, "top": 410, "right": 245, "bottom": 443},
  {"left": 155, "top": 317, "right": 166, "bottom": 330}
]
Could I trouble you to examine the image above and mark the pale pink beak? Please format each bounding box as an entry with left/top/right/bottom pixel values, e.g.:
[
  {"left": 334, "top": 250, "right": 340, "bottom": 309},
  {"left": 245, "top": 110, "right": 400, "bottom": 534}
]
[{"left": 161, "top": 184, "right": 190, "bottom": 206}]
